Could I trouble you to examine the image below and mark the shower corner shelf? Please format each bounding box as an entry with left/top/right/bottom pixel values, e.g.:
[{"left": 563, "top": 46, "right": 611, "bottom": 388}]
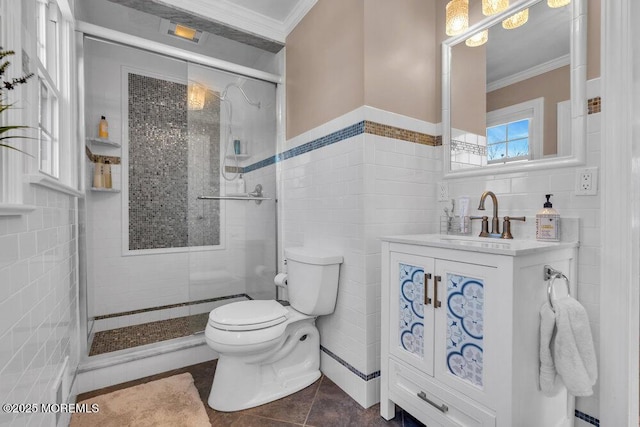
[
  {"left": 225, "top": 154, "right": 250, "bottom": 161},
  {"left": 87, "top": 137, "right": 121, "bottom": 148},
  {"left": 90, "top": 187, "right": 121, "bottom": 193}
]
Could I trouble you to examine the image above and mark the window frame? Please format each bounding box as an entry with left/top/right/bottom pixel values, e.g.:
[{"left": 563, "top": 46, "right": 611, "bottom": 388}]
[
  {"left": 36, "top": 0, "right": 62, "bottom": 178},
  {"left": 0, "top": 0, "right": 78, "bottom": 211},
  {"left": 486, "top": 118, "right": 531, "bottom": 164},
  {"left": 485, "top": 97, "right": 544, "bottom": 165}
]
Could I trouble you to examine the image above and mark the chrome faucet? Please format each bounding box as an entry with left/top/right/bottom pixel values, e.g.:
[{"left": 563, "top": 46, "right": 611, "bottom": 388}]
[{"left": 477, "top": 191, "right": 500, "bottom": 237}]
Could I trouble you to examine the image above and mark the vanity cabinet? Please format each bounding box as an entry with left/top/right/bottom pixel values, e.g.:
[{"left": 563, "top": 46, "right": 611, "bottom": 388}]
[{"left": 380, "top": 235, "right": 578, "bottom": 427}]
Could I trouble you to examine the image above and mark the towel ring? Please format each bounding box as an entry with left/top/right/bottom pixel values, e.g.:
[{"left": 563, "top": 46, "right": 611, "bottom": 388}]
[{"left": 544, "top": 265, "right": 570, "bottom": 311}]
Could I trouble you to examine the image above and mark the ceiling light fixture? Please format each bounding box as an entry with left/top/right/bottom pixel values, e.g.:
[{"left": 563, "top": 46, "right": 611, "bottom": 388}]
[
  {"left": 446, "top": 0, "right": 469, "bottom": 36},
  {"left": 465, "top": 29, "right": 489, "bottom": 47},
  {"left": 547, "top": 0, "right": 571, "bottom": 7},
  {"left": 482, "top": 0, "right": 509, "bottom": 16},
  {"left": 188, "top": 82, "right": 206, "bottom": 111},
  {"left": 502, "top": 8, "right": 529, "bottom": 29},
  {"left": 168, "top": 22, "right": 202, "bottom": 43}
]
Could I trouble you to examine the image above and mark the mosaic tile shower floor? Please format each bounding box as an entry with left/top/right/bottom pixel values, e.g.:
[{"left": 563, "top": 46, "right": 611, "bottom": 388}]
[{"left": 89, "top": 312, "right": 209, "bottom": 356}]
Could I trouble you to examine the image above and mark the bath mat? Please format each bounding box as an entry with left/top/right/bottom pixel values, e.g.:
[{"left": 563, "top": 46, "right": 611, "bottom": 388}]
[{"left": 70, "top": 372, "right": 210, "bottom": 427}]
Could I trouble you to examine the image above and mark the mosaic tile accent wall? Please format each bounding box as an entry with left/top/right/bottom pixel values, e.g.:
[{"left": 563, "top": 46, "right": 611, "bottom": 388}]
[
  {"left": 128, "top": 73, "right": 220, "bottom": 250},
  {"left": 587, "top": 96, "right": 601, "bottom": 114},
  {"left": 451, "top": 139, "right": 487, "bottom": 156},
  {"left": 187, "top": 92, "right": 221, "bottom": 247},
  {"left": 242, "top": 120, "right": 440, "bottom": 174}
]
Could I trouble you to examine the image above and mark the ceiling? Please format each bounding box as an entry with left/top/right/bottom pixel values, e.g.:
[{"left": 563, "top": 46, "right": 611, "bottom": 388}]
[
  {"left": 106, "top": 0, "right": 316, "bottom": 52},
  {"left": 486, "top": 1, "right": 572, "bottom": 87},
  {"left": 226, "top": 0, "right": 301, "bottom": 23}
]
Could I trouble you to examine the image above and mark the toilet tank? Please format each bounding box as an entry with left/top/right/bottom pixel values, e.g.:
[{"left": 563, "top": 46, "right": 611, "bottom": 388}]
[{"left": 285, "top": 247, "right": 343, "bottom": 315}]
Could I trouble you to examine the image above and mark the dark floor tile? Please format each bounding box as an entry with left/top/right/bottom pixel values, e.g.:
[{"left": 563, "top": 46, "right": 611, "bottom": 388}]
[
  {"left": 79, "top": 359, "right": 412, "bottom": 427},
  {"left": 242, "top": 378, "right": 321, "bottom": 424},
  {"left": 230, "top": 414, "right": 303, "bottom": 426},
  {"left": 305, "top": 377, "right": 402, "bottom": 427},
  {"left": 401, "top": 409, "right": 426, "bottom": 427}
]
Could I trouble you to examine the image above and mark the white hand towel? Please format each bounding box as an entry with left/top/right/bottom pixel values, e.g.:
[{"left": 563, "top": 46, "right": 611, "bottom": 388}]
[
  {"left": 553, "top": 296, "right": 598, "bottom": 396},
  {"left": 539, "top": 302, "right": 559, "bottom": 396}
]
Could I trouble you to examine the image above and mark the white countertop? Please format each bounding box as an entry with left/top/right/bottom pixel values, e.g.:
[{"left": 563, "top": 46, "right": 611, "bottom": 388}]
[{"left": 381, "top": 234, "right": 579, "bottom": 256}]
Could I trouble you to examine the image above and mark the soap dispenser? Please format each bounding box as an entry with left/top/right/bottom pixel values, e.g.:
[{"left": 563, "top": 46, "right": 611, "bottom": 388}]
[{"left": 536, "top": 194, "right": 560, "bottom": 241}]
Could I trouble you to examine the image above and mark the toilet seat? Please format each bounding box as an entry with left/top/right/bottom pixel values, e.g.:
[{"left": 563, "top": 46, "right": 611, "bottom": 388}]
[{"left": 208, "top": 300, "right": 288, "bottom": 331}]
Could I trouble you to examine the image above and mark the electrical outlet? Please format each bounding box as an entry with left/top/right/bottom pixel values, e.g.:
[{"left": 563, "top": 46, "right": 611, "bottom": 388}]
[
  {"left": 437, "top": 181, "right": 449, "bottom": 201},
  {"left": 575, "top": 167, "right": 598, "bottom": 195}
]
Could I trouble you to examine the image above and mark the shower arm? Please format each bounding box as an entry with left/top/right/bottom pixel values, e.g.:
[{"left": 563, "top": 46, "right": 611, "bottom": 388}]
[{"left": 220, "top": 83, "right": 261, "bottom": 109}]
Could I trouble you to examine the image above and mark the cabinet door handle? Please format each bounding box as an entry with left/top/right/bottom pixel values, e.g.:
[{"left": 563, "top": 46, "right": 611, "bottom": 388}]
[
  {"left": 434, "top": 275, "right": 442, "bottom": 308},
  {"left": 424, "top": 273, "right": 432, "bottom": 305},
  {"left": 417, "top": 391, "right": 449, "bottom": 413}
]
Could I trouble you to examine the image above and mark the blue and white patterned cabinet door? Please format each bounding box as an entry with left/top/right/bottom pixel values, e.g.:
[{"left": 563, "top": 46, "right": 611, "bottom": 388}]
[
  {"left": 399, "top": 263, "right": 425, "bottom": 359},
  {"left": 446, "top": 273, "right": 484, "bottom": 388}
]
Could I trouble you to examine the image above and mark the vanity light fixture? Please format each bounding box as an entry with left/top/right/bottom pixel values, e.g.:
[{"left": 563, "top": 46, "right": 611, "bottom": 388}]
[
  {"left": 547, "top": 0, "right": 571, "bottom": 7},
  {"left": 188, "top": 82, "right": 206, "bottom": 110},
  {"left": 465, "top": 29, "right": 489, "bottom": 47},
  {"left": 482, "top": 0, "right": 509, "bottom": 16},
  {"left": 502, "top": 8, "right": 529, "bottom": 29},
  {"left": 446, "top": 0, "right": 469, "bottom": 36}
]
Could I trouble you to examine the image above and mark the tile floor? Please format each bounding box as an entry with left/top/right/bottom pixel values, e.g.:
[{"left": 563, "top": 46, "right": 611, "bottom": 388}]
[
  {"left": 89, "top": 313, "right": 209, "bottom": 355},
  {"left": 77, "top": 359, "right": 425, "bottom": 426}
]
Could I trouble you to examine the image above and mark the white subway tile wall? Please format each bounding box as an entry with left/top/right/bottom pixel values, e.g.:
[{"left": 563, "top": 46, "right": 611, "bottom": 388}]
[
  {"left": 0, "top": 189, "right": 80, "bottom": 427},
  {"left": 280, "top": 107, "right": 442, "bottom": 407},
  {"left": 444, "top": 81, "right": 602, "bottom": 421},
  {"left": 280, "top": 86, "right": 601, "bottom": 422}
]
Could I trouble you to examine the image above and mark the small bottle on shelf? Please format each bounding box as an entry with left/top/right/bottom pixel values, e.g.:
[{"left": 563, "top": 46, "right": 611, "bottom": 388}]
[
  {"left": 236, "top": 174, "right": 246, "bottom": 194},
  {"left": 98, "top": 116, "right": 109, "bottom": 139},
  {"left": 93, "top": 161, "right": 104, "bottom": 188},
  {"left": 103, "top": 160, "right": 112, "bottom": 189}
]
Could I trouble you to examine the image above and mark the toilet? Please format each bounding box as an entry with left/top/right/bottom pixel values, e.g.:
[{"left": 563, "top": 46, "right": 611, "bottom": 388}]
[{"left": 205, "top": 247, "right": 343, "bottom": 412}]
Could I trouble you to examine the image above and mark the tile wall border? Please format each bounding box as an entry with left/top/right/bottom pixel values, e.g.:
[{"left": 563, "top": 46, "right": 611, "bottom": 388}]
[
  {"left": 575, "top": 409, "right": 600, "bottom": 426},
  {"left": 320, "top": 346, "right": 380, "bottom": 382},
  {"left": 93, "top": 293, "right": 252, "bottom": 320}
]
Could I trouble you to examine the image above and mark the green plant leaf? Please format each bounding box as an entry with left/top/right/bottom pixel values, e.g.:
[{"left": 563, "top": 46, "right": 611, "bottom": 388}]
[
  {"left": 0, "top": 143, "right": 34, "bottom": 157},
  {"left": 0, "top": 125, "right": 29, "bottom": 134}
]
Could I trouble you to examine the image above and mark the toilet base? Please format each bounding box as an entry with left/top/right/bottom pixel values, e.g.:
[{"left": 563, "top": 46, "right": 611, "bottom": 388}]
[{"left": 208, "top": 320, "right": 320, "bottom": 412}]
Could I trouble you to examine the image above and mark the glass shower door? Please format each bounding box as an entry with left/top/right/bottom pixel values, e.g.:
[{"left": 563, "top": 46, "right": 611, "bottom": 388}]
[{"left": 186, "top": 62, "right": 278, "bottom": 331}]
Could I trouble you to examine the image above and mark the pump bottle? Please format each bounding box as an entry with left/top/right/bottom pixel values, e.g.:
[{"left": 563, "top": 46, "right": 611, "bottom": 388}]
[{"left": 536, "top": 194, "right": 560, "bottom": 241}]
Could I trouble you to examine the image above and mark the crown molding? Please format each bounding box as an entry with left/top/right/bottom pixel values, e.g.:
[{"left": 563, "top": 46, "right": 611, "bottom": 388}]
[
  {"left": 487, "top": 54, "right": 570, "bottom": 92},
  {"left": 156, "top": 0, "right": 316, "bottom": 44},
  {"left": 283, "top": 0, "right": 317, "bottom": 37}
]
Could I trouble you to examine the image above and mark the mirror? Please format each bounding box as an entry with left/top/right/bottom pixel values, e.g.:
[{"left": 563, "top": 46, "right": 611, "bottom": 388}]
[{"left": 442, "top": 0, "right": 587, "bottom": 176}]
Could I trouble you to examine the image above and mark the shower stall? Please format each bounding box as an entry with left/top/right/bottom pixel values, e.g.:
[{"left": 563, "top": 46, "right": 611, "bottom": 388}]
[{"left": 79, "top": 33, "right": 279, "bottom": 358}]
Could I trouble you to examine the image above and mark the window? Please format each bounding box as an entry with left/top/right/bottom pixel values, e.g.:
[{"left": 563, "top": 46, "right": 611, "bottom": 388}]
[
  {"left": 36, "top": 0, "right": 61, "bottom": 177},
  {"left": 486, "top": 119, "right": 530, "bottom": 163},
  {"left": 486, "top": 97, "right": 543, "bottom": 165}
]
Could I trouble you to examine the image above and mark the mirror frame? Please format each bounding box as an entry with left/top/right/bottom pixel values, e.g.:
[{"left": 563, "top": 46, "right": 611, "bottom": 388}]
[{"left": 442, "top": 0, "right": 587, "bottom": 178}]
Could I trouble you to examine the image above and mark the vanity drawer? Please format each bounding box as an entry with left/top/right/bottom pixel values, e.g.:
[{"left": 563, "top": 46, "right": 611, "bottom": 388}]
[{"left": 388, "top": 358, "right": 496, "bottom": 427}]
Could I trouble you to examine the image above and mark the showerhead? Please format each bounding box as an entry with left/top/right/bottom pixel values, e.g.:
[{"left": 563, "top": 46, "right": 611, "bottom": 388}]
[{"left": 221, "top": 83, "right": 261, "bottom": 109}]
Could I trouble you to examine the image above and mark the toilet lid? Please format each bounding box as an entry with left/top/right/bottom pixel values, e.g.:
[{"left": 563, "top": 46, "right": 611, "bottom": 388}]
[{"left": 208, "top": 300, "right": 288, "bottom": 331}]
